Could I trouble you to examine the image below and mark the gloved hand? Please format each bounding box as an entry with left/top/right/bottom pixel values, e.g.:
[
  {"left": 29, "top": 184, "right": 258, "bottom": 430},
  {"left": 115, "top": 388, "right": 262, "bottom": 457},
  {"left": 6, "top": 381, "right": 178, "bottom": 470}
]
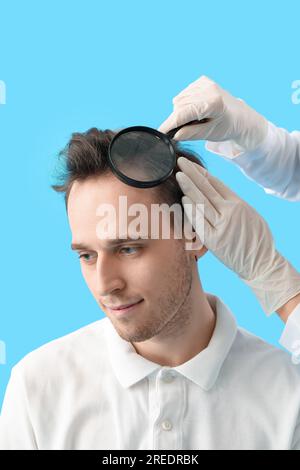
[
  {"left": 158, "top": 75, "right": 268, "bottom": 153},
  {"left": 176, "top": 157, "right": 300, "bottom": 315}
]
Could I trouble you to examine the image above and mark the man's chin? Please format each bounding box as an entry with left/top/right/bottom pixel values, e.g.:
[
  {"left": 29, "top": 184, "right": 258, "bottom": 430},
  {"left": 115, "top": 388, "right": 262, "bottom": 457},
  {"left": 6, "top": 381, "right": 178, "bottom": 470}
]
[{"left": 112, "top": 322, "right": 158, "bottom": 343}]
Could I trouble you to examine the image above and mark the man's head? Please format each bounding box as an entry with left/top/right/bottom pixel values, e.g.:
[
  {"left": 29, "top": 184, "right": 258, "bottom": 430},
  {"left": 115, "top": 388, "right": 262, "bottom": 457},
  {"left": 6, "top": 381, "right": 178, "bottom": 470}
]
[{"left": 52, "top": 128, "right": 208, "bottom": 343}]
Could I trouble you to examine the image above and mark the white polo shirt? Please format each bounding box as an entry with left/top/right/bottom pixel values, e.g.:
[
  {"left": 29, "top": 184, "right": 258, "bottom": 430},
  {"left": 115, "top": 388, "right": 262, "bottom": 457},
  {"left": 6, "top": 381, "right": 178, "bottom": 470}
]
[{"left": 1, "top": 293, "right": 300, "bottom": 450}]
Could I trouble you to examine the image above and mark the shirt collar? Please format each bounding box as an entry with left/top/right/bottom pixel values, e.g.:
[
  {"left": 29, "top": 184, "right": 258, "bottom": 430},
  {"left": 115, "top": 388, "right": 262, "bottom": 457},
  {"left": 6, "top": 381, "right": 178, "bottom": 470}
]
[{"left": 104, "top": 293, "right": 237, "bottom": 391}]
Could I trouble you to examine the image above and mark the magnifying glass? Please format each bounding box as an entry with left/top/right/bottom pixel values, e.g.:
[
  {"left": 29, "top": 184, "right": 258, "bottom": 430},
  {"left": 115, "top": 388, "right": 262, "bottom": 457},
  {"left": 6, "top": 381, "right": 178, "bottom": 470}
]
[{"left": 108, "top": 119, "right": 210, "bottom": 188}]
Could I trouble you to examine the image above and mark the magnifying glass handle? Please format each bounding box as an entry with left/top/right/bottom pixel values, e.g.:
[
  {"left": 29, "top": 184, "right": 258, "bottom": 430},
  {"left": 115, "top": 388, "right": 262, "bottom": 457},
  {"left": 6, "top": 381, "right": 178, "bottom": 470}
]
[{"left": 166, "top": 118, "right": 210, "bottom": 139}]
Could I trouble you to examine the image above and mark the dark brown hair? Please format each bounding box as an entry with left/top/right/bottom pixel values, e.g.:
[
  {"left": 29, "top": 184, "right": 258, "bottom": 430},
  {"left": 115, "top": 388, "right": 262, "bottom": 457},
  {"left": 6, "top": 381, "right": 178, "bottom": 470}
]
[{"left": 51, "top": 128, "right": 206, "bottom": 216}]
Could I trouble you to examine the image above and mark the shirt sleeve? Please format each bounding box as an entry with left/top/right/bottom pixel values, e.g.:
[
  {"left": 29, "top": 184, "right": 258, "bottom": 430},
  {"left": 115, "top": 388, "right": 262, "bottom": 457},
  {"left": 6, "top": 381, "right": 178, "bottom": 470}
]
[
  {"left": 0, "top": 365, "right": 38, "bottom": 450},
  {"left": 205, "top": 121, "right": 300, "bottom": 201}
]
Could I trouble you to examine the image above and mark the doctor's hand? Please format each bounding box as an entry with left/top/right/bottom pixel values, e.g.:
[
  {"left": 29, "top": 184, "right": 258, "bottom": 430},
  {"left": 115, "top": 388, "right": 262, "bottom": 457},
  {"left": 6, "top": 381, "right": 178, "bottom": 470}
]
[
  {"left": 158, "top": 75, "right": 268, "bottom": 153},
  {"left": 176, "top": 157, "right": 300, "bottom": 316}
]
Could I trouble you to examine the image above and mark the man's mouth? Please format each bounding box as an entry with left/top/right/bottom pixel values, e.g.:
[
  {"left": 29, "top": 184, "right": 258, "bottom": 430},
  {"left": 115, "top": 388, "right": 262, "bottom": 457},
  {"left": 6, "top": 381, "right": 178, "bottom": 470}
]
[
  {"left": 105, "top": 299, "right": 144, "bottom": 315},
  {"left": 106, "top": 299, "right": 143, "bottom": 310}
]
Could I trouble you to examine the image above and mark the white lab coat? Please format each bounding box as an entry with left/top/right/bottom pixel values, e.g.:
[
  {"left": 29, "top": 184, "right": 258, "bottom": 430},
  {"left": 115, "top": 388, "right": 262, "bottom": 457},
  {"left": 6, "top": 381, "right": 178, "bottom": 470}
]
[{"left": 206, "top": 121, "right": 300, "bottom": 201}]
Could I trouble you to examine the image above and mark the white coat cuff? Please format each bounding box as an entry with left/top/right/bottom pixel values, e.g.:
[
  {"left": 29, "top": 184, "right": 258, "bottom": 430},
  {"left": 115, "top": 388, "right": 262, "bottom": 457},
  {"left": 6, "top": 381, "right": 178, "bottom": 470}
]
[
  {"left": 279, "top": 303, "right": 300, "bottom": 356},
  {"left": 205, "top": 121, "right": 274, "bottom": 160}
]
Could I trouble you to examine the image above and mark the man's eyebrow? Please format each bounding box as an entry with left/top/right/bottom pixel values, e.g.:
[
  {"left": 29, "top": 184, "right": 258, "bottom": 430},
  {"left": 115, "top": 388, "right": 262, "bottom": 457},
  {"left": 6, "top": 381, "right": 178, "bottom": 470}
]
[{"left": 71, "top": 238, "right": 147, "bottom": 251}]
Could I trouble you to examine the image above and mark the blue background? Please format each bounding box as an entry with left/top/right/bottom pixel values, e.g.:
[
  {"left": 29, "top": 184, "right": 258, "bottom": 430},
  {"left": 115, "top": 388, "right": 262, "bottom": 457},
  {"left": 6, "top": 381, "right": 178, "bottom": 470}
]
[{"left": 0, "top": 0, "right": 299, "bottom": 408}]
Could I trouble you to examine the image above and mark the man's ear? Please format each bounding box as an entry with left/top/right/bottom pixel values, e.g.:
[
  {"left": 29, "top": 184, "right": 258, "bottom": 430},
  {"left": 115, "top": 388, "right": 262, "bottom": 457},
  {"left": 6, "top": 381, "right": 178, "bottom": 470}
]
[
  {"left": 194, "top": 245, "right": 208, "bottom": 261},
  {"left": 183, "top": 229, "right": 208, "bottom": 262}
]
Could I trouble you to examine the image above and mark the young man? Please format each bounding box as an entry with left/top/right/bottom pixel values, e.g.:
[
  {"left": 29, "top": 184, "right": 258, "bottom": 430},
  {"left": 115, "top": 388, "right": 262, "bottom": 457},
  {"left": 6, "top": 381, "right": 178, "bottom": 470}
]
[{"left": 0, "top": 129, "right": 300, "bottom": 450}]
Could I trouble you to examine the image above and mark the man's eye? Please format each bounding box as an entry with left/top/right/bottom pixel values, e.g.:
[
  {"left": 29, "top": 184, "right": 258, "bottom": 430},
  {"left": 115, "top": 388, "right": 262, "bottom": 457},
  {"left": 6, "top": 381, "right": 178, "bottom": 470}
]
[
  {"left": 78, "top": 247, "right": 140, "bottom": 261},
  {"left": 78, "top": 253, "right": 94, "bottom": 262},
  {"left": 119, "top": 246, "right": 140, "bottom": 255}
]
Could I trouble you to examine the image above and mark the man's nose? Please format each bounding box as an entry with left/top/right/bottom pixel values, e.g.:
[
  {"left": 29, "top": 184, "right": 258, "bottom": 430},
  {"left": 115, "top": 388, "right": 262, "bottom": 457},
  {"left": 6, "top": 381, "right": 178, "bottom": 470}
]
[{"left": 95, "top": 252, "right": 125, "bottom": 296}]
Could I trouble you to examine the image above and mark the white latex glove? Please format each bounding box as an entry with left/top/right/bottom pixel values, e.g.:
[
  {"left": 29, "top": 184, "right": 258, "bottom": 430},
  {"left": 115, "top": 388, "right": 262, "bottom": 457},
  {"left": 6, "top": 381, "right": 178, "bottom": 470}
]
[
  {"left": 176, "top": 157, "right": 300, "bottom": 315},
  {"left": 158, "top": 75, "right": 268, "bottom": 153}
]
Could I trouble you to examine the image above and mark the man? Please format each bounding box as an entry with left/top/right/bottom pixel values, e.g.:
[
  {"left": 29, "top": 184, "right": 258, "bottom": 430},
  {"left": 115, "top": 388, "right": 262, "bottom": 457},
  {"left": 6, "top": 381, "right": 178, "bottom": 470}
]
[
  {"left": 0, "top": 128, "right": 300, "bottom": 450},
  {"left": 158, "top": 75, "right": 300, "bottom": 355}
]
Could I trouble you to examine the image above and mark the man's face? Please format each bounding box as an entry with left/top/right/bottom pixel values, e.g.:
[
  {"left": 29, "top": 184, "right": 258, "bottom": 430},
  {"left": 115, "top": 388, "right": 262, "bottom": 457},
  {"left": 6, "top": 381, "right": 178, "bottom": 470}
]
[{"left": 68, "top": 173, "right": 199, "bottom": 343}]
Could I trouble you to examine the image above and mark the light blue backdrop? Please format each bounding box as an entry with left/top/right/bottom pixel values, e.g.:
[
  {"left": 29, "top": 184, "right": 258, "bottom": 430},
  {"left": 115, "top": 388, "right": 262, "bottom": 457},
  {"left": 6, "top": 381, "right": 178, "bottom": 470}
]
[{"left": 0, "top": 0, "right": 299, "bottom": 408}]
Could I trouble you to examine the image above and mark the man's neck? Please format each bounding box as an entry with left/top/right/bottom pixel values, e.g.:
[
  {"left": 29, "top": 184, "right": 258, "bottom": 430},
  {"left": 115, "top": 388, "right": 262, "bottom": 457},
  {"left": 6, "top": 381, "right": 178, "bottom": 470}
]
[{"left": 131, "top": 274, "right": 216, "bottom": 367}]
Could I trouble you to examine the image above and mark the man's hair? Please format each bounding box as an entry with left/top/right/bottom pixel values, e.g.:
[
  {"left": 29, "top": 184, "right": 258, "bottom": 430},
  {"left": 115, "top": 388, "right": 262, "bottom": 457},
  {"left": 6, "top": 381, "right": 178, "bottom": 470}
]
[{"left": 51, "top": 128, "right": 206, "bottom": 218}]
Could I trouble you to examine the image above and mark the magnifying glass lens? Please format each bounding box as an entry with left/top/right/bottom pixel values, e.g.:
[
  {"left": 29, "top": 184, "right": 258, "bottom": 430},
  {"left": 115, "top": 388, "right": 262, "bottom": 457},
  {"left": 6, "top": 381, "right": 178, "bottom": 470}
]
[{"left": 109, "top": 130, "right": 175, "bottom": 185}]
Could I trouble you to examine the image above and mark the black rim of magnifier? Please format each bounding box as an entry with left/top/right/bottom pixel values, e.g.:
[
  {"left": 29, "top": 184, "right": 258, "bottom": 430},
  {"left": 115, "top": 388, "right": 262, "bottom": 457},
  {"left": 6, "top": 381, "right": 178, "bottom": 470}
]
[{"left": 108, "top": 126, "right": 177, "bottom": 188}]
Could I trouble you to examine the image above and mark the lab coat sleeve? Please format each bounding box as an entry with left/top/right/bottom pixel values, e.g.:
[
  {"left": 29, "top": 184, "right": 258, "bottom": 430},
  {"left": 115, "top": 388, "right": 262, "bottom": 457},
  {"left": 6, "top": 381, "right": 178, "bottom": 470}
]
[
  {"left": 206, "top": 121, "right": 300, "bottom": 201},
  {"left": 279, "top": 303, "right": 300, "bottom": 357},
  {"left": 291, "top": 413, "right": 300, "bottom": 450},
  {"left": 0, "top": 365, "right": 38, "bottom": 450}
]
